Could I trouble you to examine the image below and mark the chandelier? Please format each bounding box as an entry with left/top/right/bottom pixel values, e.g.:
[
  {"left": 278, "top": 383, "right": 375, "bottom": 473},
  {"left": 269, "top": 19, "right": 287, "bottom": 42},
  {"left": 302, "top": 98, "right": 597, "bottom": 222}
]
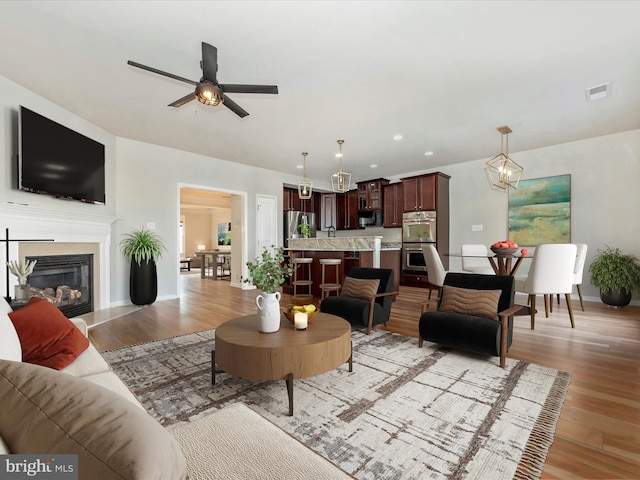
[
  {"left": 484, "top": 126, "right": 524, "bottom": 191},
  {"left": 331, "top": 139, "right": 351, "bottom": 193},
  {"left": 298, "top": 152, "right": 313, "bottom": 199}
]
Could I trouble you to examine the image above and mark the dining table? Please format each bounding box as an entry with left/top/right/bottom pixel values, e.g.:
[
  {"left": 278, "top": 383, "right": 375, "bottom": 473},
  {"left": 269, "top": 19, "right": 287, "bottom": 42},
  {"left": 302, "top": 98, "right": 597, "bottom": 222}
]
[
  {"left": 447, "top": 251, "right": 532, "bottom": 276},
  {"left": 194, "top": 251, "right": 231, "bottom": 280}
]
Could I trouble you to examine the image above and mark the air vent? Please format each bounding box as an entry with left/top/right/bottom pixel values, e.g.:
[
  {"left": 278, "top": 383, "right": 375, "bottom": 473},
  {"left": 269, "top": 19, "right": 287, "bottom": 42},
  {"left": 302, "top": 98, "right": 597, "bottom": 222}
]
[{"left": 585, "top": 82, "right": 611, "bottom": 102}]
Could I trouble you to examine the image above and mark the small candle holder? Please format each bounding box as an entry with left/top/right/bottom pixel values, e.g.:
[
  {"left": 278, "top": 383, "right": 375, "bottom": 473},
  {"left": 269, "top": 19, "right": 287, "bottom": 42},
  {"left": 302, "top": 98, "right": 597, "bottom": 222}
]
[{"left": 293, "top": 312, "right": 308, "bottom": 330}]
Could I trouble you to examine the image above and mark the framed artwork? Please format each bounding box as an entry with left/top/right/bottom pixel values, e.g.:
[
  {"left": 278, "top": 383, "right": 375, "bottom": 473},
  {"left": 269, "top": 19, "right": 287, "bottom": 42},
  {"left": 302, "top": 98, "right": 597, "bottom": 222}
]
[
  {"left": 508, "top": 174, "right": 571, "bottom": 246},
  {"left": 217, "top": 222, "right": 231, "bottom": 246}
]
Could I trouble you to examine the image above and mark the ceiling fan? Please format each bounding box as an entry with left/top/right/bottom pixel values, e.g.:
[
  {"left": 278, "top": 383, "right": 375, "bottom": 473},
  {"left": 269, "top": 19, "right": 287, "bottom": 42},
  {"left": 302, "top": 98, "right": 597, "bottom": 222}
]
[{"left": 127, "top": 42, "right": 278, "bottom": 118}]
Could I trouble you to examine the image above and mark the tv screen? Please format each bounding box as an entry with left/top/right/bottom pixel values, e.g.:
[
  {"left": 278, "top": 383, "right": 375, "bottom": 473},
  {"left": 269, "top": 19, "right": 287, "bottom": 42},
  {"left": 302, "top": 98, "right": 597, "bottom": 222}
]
[{"left": 18, "top": 106, "right": 106, "bottom": 204}]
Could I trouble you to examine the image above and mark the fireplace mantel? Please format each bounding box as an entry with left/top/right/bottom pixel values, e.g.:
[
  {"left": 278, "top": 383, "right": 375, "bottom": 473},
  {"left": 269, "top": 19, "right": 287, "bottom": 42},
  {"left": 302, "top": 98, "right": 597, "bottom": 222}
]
[{"left": 1, "top": 203, "right": 115, "bottom": 311}]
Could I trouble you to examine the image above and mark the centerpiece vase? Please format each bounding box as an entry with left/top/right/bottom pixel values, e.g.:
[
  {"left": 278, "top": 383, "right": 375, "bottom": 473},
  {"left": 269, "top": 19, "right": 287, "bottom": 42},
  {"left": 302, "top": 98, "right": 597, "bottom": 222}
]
[
  {"left": 256, "top": 292, "right": 281, "bottom": 333},
  {"left": 14, "top": 284, "right": 30, "bottom": 302}
]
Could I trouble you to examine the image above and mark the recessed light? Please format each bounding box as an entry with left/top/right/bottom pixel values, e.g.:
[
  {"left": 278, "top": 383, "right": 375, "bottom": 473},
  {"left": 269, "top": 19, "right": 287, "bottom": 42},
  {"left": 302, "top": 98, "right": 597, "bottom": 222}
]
[
  {"left": 370, "top": 164, "right": 378, "bottom": 168},
  {"left": 393, "top": 134, "right": 403, "bottom": 141},
  {"left": 424, "top": 151, "right": 434, "bottom": 156},
  {"left": 296, "top": 165, "right": 303, "bottom": 169}
]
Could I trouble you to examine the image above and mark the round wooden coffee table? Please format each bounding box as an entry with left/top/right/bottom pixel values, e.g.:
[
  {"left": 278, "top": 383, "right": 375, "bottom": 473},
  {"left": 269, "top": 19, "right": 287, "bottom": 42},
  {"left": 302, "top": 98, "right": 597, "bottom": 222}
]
[{"left": 213, "top": 312, "right": 352, "bottom": 415}]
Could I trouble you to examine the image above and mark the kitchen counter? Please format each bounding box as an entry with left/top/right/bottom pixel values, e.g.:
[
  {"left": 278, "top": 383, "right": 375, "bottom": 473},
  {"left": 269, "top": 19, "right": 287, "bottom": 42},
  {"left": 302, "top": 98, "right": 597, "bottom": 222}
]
[
  {"left": 287, "top": 236, "right": 382, "bottom": 252},
  {"left": 286, "top": 236, "right": 401, "bottom": 299}
]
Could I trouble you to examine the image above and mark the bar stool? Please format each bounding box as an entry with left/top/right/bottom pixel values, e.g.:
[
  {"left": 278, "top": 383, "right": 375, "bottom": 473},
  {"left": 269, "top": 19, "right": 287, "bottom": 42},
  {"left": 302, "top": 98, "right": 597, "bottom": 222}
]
[
  {"left": 292, "top": 257, "right": 313, "bottom": 299},
  {"left": 319, "top": 258, "right": 342, "bottom": 299}
]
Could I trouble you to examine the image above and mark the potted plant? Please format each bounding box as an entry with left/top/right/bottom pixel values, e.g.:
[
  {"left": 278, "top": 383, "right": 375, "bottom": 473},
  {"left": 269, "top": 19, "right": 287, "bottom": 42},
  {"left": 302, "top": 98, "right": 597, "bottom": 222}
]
[
  {"left": 243, "top": 246, "right": 292, "bottom": 333},
  {"left": 120, "top": 227, "right": 166, "bottom": 305},
  {"left": 589, "top": 245, "right": 640, "bottom": 307},
  {"left": 6, "top": 259, "right": 37, "bottom": 302}
]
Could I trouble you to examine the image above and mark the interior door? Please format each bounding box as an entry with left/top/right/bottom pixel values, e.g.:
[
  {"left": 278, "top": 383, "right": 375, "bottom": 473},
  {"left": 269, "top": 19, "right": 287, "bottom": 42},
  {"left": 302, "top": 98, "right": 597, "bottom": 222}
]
[{"left": 256, "top": 194, "right": 278, "bottom": 252}]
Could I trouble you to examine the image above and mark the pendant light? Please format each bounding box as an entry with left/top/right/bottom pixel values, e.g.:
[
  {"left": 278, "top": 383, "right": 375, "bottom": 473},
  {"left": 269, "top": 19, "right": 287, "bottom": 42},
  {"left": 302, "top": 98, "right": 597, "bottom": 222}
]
[
  {"left": 331, "top": 139, "right": 351, "bottom": 193},
  {"left": 297, "top": 152, "right": 313, "bottom": 200},
  {"left": 484, "top": 126, "right": 524, "bottom": 191}
]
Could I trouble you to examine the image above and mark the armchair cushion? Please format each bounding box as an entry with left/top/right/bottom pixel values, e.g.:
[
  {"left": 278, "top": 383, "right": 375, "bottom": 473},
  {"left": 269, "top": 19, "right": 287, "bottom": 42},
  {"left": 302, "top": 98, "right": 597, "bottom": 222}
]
[
  {"left": 439, "top": 285, "right": 501, "bottom": 320},
  {"left": 340, "top": 277, "right": 380, "bottom": 300}
]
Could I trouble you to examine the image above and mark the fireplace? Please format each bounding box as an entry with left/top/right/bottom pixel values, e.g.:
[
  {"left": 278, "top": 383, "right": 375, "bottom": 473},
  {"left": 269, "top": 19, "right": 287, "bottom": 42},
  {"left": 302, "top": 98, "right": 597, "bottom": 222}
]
[{"left": 26, "top": 254, "right": 93, "bottom": 317}]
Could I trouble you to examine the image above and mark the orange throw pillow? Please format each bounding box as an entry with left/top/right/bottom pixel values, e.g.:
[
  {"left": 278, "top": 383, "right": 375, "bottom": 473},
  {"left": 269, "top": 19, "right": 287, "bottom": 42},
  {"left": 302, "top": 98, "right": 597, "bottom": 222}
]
[{"left": 8, "top": 297, "right": 89, "bottom": 370}]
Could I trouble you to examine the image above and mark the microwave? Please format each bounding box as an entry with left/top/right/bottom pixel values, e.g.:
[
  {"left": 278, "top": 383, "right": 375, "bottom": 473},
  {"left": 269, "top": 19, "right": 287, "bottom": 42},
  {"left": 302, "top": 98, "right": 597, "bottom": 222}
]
[{"left": 358, "top": 210, "right": 383, "bottom": 228}]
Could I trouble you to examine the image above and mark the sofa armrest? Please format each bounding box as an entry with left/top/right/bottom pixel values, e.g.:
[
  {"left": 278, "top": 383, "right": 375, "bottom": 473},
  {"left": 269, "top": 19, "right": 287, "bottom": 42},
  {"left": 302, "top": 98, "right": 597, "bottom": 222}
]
[{"left": 70, "top": 317, "right": 88, "bottom": 338}]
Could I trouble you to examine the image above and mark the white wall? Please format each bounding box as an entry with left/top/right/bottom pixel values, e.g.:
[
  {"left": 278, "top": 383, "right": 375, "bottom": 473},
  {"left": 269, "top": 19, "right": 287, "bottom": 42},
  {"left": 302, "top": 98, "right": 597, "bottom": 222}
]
[{"left": 113, "top": 138, "right": 289, "bottom": 304}]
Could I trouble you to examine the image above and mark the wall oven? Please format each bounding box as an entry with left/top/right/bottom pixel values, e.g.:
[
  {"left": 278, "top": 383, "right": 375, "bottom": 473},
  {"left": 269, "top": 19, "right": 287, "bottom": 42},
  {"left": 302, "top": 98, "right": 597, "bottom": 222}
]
[
  {"left": 402, "top": 211, "right": 436, "bottom": 243},
  {"left": 402, "top": 243, "right": 430, "bottom": 272}
]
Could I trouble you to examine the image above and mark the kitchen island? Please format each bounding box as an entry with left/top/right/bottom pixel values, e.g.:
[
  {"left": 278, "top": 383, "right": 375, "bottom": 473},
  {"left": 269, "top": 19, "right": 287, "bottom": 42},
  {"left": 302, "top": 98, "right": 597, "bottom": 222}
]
[{"left": 286, "top": 237, "right": 400, "bottom": 298}]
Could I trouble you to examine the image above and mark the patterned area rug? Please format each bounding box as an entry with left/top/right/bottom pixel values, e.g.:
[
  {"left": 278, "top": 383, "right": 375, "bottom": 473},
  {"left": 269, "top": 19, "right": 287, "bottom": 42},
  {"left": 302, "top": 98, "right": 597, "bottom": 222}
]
[{"left": 103, "top": 328, "right": 570, "bottom": 480}]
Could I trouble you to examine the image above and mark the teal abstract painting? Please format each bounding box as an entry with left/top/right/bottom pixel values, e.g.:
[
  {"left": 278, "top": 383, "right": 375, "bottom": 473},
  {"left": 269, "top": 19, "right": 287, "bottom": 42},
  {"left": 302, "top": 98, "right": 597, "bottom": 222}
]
[{"left": 508, "top": 174, "right": 571, "bottom": 246}]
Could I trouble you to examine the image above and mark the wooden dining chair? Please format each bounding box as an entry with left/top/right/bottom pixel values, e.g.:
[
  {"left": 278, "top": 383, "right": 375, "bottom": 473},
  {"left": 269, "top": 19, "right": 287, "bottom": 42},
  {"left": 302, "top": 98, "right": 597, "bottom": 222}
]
[{"left": 514, "top": 244, "right": 577, "bottom": 329}]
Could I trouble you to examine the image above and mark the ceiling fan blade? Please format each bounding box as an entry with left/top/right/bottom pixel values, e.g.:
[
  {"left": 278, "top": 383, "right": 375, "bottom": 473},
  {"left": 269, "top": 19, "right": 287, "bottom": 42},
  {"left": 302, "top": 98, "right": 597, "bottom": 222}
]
[
  {"left": 222, "top": 95, "right": 249, "bottom": 118},
  {"left": 127, "top": 60, "right": 198, "bottom": 86},
  {"left": 168, "top": 92, "right": 195, "bottom": 107},
  {"left": 201, "top": 42, "right": 218, "bottom": 83},
  {"left": 220, "top": 84, "right": 278, "bottom": 94}
]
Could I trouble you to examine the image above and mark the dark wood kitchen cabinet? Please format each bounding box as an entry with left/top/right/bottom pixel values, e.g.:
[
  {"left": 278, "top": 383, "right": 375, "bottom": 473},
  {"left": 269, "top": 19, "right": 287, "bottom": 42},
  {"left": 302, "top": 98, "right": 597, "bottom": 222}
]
[
  {"left": 402, "top": 172, "right": 450, "bottom": 212},
  {"left": 357, "top": 178, "right": 389, "bottom": 211},
  {"left": 283, "top": 187, "right": 302, "bottom": 211},
  {"left": 383, "top": 183, "right": 403, "bottom": 228},
  {"left": 336, "top": 190, "right": 359, "bottom": 230}
]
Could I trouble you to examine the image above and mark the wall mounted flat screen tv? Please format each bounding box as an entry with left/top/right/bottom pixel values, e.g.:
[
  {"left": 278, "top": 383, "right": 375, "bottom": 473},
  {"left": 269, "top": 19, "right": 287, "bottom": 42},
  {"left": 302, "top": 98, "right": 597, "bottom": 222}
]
[{"left": 18, "top": 105, "right": 106, "bottom": 204}]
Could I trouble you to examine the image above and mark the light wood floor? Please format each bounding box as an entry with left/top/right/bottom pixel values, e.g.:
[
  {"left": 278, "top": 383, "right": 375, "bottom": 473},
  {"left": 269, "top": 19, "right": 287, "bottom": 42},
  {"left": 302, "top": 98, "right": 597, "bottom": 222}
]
[{"left": 88, "top": 273, "right": 640, "bottom": 480}]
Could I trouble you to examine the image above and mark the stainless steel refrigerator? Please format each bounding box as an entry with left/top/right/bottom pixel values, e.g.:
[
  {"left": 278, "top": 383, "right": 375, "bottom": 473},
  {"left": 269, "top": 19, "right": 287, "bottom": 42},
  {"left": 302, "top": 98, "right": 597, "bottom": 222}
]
[{"left": 284, "top": 211, "right": 316, "bottom": 247}]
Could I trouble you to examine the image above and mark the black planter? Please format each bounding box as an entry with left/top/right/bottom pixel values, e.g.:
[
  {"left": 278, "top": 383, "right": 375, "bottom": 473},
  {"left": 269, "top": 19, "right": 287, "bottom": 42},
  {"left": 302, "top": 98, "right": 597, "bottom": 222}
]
[
  {"left": 130, "top": 259, "right": 158, "bottom": 305},
  {"left": 600, "top": 289, "right": 632, "bottom": 307}
]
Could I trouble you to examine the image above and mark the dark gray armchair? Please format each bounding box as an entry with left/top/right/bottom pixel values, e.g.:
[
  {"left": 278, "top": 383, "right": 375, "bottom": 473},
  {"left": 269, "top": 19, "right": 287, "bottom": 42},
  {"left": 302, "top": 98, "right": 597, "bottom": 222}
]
[
  {"left": 418, "top": 273, "right": 522, "bottom": 367},
  {"left": 320, "top": 267, "right": 395, "bottom": 335}
]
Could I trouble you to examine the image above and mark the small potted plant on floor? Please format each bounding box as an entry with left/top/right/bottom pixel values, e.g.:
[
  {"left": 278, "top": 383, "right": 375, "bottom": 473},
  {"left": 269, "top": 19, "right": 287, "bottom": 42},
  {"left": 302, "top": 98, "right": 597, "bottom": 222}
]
[
  {"left": 120, "top": 227, "right": 166, "bottom": 305},
  {"left": 243, "top": 246, "right": 292, "bottom": 333},
  {"left": 589, "top": 245, "right": 640, "bottom": 307}
]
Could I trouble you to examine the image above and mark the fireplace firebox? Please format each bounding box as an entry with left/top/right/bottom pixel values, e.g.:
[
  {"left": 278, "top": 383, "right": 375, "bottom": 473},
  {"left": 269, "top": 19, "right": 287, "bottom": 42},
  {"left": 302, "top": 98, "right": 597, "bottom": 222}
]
[{"left": 26, "top": 254, "right": 93, "bottom": 317}]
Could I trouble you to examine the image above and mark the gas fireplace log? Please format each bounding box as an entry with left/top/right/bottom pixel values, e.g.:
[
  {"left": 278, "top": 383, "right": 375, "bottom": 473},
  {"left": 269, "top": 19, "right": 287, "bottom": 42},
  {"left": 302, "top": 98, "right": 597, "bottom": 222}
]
[{"left": 29, "top": 286, "right": 82, "bottom": 305}]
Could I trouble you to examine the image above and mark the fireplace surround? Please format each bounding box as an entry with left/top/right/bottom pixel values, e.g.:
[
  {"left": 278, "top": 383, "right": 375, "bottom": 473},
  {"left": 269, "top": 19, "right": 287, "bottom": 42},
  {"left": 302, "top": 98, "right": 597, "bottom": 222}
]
[{"left": 1, "top": 203, "right": 114, "bottom": 313}]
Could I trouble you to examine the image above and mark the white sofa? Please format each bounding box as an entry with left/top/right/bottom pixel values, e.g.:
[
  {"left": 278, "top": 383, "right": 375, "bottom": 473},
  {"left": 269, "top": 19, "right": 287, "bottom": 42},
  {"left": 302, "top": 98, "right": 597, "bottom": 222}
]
[{"left": 0, "top": 297, "right": 352, "bottom": 479}]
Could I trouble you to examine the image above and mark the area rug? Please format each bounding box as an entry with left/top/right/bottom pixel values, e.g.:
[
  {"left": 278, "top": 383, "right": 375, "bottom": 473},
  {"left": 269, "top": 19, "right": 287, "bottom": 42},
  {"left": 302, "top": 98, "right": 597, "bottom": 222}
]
[{"left": 103, "top": 329, "right": 570, "bottom": 480}]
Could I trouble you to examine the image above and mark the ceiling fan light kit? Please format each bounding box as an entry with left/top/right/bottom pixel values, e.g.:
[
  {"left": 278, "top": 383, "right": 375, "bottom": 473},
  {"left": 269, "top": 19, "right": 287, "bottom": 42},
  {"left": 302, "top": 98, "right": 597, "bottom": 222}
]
[
  {"left": 196, "top": 82, "right": 223, "bottom": 106},
  {"left": 127, "top": 42, "right": 277, "bottom": 118},
  {"left": 484, "top": 126, "right": 524, "bottom": 191},
  {"left": 298, "top": 152, "right": 313, "bottom": 200},
  {"left": 331, "top": 139, "right": 352, "bottom": 193}
]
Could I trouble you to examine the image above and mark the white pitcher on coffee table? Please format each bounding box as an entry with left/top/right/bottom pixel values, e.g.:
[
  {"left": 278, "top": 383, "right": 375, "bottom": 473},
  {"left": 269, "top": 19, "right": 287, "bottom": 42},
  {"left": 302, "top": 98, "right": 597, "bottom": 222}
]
[{"left": 256, "top": 292, "right": 281, "bottom": 333}]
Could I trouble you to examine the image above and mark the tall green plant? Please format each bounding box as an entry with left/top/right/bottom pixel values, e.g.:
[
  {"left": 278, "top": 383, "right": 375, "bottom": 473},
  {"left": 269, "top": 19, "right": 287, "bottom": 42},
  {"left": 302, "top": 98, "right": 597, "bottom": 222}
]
[
  {"left": 243, "top": 246, "right": 292, "bottom": 294},
  {"left": 120, "top": 227, "right": 166, "bottom": 265},
  {"left": 589, "top": 245, "right": 640, "bottom": 294}
]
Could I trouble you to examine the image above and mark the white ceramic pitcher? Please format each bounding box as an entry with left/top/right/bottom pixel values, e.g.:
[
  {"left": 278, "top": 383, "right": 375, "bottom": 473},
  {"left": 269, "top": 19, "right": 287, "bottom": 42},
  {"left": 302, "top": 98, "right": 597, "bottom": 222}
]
[{"left": 255, "top": 291, "right": 281, "bottom": 333}]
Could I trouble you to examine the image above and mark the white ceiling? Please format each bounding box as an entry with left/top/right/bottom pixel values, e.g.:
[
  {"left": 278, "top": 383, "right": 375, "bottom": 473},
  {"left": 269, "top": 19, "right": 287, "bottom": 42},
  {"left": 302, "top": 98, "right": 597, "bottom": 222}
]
[{"left": 2, "top": 1, "right": 639, "bottom": 185}]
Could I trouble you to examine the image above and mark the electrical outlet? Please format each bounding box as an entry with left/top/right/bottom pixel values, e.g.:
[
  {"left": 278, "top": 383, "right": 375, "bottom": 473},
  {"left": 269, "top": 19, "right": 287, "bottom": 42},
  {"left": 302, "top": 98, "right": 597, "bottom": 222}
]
[
  {"left": 471, "top": 224, "right": 483, "bottom": 232},
  {"left": 146, "top": 222, "right": 155, "bottom": 230}
]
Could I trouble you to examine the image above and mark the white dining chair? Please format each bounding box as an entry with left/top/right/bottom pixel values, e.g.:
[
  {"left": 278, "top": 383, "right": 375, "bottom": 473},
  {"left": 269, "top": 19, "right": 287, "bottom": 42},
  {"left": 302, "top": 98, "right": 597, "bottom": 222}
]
[
  {"left": 422, "top": 244, "right": 449, "bottom": 300},
  {"left": 514, "top": 243, "right": 577, "bottom": 329},
  {"left": 555, "top": 243, "right": 588, "bottom": 311},
  {"left": 461, "top": 244, "right": 495, "bottom": 274}
]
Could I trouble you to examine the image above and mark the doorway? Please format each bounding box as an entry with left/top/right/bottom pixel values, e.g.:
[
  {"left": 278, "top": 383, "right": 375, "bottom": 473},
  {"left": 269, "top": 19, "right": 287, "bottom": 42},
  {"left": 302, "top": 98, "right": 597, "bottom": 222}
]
[{"left": 179, "top": 185, "right": 246, "bottom": 288}]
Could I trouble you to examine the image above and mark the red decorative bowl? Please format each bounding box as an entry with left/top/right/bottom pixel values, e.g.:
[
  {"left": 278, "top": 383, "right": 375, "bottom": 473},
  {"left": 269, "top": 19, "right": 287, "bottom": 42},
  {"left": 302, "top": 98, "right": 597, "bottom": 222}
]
[{"left": 490, "top": 246, "right": 518, "bottom": 256}]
